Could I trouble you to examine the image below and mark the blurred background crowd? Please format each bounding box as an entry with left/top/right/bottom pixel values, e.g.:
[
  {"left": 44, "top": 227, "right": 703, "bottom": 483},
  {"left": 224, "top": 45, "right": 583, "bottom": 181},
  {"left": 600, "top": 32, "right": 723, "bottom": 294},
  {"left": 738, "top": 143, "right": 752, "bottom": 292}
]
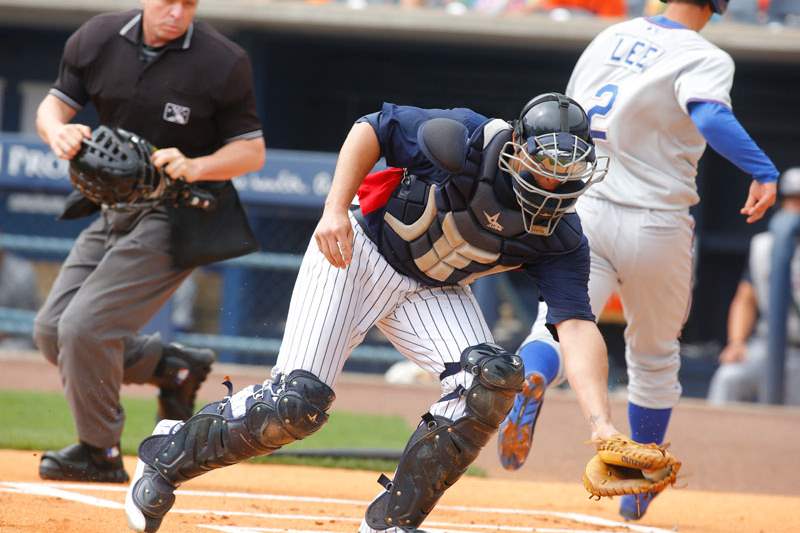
[{"left": 327, "top": 0, "right": 800, "bottom": 26}]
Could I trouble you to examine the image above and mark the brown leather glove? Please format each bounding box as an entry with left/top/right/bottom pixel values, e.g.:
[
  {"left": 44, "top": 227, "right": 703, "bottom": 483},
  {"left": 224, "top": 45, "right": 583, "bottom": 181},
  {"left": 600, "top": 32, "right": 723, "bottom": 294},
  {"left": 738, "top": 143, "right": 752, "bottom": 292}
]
[{"left": 583, "top": 435, "right": 680, "bottom": 498}]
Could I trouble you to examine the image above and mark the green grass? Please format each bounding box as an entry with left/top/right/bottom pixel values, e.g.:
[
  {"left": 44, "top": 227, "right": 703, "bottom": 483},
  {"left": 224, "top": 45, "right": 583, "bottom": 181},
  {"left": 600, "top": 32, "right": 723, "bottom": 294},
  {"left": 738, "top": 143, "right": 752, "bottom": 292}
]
[{"left": 0, "top": 389, "right": 484, "bottom": 476}]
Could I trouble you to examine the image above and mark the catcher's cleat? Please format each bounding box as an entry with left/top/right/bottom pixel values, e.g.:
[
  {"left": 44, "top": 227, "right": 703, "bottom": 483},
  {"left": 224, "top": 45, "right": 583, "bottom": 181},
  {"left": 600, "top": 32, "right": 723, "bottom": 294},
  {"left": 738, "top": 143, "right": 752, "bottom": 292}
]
[
  {"left": 125, "top": 420, "right": 181, "bottom": 533},
  {"left": 152, "top": 343, "right": 215, "bottom": 421},
  {"left": 39, "top": 442, "right": 129, "bottom": 483},
  {"left": 620, "top": 492, "right": 656, "bottom": 521},
  {"left": 497, "top": 371, "right": 546, "bottom": 471}
]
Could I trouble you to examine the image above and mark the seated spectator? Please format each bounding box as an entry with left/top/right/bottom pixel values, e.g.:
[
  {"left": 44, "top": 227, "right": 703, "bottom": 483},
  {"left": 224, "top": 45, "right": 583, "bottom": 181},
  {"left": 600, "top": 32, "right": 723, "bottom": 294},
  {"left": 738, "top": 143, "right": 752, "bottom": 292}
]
[
  {"left": 708, "top": 168, "right": 800, "bottom": 406},
  {"left": 0, "top": 232, "right": 39, "bottom": 350},
  {"left": 727, "top": 0, "right": 761, "bottom": 23},
  {"left": 768, "top": 0, "right": 800, "bottom": 26}
]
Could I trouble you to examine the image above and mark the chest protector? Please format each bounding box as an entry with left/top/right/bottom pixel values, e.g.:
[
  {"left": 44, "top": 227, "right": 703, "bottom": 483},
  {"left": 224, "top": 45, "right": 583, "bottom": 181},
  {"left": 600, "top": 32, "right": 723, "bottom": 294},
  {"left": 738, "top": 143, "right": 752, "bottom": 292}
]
[{"left": 374, "top": 119, "right": 584, "bottom": 287}]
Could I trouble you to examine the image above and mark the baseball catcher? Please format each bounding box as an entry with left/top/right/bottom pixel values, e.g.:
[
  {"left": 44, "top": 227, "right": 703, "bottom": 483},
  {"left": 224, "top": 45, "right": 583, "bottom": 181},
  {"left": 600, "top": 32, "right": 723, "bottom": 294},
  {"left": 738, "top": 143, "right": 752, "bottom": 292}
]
[
  {"left": 69, "top": 125, "right": 217, "bottom": 210},
  {"left": 583, "top": 435, "right": 681, "bottom": 501}
]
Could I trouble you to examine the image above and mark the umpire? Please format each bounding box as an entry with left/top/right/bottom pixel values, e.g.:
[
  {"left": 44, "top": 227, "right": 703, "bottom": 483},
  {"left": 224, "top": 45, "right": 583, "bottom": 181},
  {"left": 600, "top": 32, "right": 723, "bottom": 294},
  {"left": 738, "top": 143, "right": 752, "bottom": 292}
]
[{"left": 33, "top": 0, "right": 266, "bottom": 483}]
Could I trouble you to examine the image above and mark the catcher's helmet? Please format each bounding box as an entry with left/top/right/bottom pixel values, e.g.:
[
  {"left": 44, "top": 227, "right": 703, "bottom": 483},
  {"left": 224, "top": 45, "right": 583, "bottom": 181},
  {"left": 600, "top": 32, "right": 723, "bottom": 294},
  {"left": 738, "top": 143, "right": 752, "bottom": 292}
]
[
  {"left": 660, "top": 0, "right": 728, "bottom": 15},
  {"left": 69, "top": 126, "right": 164, "bottom": 207},
  {"left": 498, "top": 93, "right": 607, "bottom": 236}
]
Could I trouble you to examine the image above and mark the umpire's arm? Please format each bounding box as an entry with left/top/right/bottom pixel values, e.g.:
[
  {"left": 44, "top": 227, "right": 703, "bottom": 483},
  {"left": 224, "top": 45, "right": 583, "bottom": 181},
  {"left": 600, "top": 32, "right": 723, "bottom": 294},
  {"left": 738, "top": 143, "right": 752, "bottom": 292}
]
[
  {"left": 36, "top": 95, "right": 91, "bottom": 160},
  {"left": 151, "top": 137, "right": 265, "bottom": 184}
]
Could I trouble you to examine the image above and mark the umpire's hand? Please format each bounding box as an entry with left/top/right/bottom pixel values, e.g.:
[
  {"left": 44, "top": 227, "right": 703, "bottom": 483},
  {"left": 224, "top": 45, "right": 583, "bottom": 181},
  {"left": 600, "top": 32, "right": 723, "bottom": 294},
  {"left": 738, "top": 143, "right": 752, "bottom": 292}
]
[
  {"left": 152, "top": 148, "right": 201, "bottom": 183},
  {"left": 49, "top": 123, "right": 91, "bottom": 160},
  {"left": 314, "top": 206, "right": 353, "bottom": 269}
]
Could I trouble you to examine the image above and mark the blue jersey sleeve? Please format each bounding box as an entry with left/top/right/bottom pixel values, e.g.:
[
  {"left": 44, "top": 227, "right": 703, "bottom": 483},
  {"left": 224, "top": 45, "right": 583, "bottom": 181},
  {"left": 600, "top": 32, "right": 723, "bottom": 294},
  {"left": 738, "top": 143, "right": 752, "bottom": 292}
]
[
  {"left": 525, "top": 236, "right": 595, "bottom": 325},
  {"left": 688, "top": 101, "right": 779, "bottom": 184},
  {"left": 357, "top": 103, "right": 488, "bottom": 175}
]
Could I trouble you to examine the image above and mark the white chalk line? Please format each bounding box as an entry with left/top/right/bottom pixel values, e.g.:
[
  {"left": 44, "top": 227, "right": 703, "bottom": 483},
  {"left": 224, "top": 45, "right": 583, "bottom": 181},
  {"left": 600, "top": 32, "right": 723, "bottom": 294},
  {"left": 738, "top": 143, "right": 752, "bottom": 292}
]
[{"left": 0, "top": 481, "right": 674, "bottom": 533}]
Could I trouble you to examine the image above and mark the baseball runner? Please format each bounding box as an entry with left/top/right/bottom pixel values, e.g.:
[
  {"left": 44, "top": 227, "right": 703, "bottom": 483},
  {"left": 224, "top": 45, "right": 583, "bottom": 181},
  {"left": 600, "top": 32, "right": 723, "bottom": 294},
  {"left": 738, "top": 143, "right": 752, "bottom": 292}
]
[
  {"left": 498, "top": 0, "right": 779, "bottom": 521},
  {"left": 125, "top": 94, "right": 630, "bottom": 532}
]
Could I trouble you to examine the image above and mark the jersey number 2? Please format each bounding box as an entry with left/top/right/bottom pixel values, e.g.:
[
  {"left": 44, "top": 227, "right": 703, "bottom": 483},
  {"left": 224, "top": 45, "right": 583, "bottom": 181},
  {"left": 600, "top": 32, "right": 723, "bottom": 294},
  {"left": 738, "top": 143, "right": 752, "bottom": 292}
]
[{"left": 586, "top": 84, "right": 618, "bottom": 141}]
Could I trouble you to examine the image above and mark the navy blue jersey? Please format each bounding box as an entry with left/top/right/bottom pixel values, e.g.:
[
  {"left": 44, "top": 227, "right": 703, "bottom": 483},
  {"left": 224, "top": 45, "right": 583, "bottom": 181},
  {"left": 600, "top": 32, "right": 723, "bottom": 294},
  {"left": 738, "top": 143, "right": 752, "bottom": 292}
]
[{"left": 356, "top": 103, "right": 594, "bottom": 325}]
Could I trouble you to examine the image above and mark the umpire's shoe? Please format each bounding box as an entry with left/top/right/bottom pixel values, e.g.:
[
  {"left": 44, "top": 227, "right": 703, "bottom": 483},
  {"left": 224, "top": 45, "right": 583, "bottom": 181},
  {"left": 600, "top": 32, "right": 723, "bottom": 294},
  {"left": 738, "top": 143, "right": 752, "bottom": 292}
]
[
  {"left": 151, "top": 343, "right": 215, "bottom": 421},
  {"left": 39, "top": 442, "right": 129, "bottom": 483},
  {"left": 496, "top": 371, "right": 546, "bottom": 470}
]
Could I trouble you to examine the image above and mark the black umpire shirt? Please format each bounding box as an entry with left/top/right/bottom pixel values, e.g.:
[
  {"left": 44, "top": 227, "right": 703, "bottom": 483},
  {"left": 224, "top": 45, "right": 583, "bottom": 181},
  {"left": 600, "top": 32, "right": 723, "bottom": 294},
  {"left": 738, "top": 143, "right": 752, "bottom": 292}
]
[
  {"left": 51, "top": 9, "right": 263, "bottom": 158},
  {"left": 51, "top": 9, "right": 263, "bottom": 267}
]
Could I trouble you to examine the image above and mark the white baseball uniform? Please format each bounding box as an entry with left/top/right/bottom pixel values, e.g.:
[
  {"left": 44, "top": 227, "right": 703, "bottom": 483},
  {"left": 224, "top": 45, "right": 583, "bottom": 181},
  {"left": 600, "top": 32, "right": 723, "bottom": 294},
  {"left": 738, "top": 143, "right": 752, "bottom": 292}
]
[
  {"left": 274, "top": 211, "right": 491, "bottom": 417},
  {"left": 534, "top": 16, "right": 734, "bottom": 408},
  {"left": 708, "top": 232, "right": 800, "bottom": 405},
  {"left": 270, "top": 213, "right": 492, "bottom": 533}
]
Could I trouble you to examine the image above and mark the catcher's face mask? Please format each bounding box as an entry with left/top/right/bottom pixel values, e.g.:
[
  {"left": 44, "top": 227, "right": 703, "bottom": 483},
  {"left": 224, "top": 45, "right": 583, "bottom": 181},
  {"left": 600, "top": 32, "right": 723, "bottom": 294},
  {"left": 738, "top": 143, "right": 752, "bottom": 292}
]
[
  {"left": 498, "top": 93, "right": 608, "bottom": 236},
  {"left": 498, "top": 132, "right": 607, "bottom": 236}
]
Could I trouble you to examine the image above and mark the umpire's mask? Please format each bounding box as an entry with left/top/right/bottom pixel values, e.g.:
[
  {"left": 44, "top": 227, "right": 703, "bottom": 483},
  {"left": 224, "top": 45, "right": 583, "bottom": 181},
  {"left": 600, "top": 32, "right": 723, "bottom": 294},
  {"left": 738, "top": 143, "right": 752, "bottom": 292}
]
[{"left": 498, "top": 93, "right": 608, "bottom": 236}]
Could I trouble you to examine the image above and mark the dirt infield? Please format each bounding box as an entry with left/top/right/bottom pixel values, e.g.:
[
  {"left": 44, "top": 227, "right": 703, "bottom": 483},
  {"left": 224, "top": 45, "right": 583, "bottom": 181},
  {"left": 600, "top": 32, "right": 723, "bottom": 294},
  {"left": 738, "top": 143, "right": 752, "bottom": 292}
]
[
  {"left": 2, "top": 351, "right": 800, "bottom": 532},
  {"left": 2, "top": 450, "right": 800, "bottom": 533}
]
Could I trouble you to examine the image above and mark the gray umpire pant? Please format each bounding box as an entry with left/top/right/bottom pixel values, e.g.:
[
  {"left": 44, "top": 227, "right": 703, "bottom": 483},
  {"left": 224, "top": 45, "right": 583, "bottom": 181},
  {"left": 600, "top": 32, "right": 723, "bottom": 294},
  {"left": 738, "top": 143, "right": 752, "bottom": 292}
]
[{"left": 33, "top": 207, "right": 192, "bottom": 449}]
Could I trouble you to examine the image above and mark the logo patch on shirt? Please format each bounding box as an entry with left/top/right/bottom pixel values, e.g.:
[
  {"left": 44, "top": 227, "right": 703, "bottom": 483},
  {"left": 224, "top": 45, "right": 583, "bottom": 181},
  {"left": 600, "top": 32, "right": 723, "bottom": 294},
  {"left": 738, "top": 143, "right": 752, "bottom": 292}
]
[
  {"left": 163, "top": 102, "right": 191, "bottom": 125},
  {"left": 483, "top": 211, "right": 504, "bottom": 232}
]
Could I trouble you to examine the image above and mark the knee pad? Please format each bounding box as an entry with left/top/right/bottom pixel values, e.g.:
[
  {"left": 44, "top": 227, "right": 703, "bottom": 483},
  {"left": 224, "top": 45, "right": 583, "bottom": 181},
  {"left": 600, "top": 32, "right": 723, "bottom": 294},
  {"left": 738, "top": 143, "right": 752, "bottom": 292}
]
[
  {"left": 365, "top": 343, "right": 523, "bottom": 530},
  {"left": 461, "top": 343, "right": 525, "bottom": 428},
  {"left": 138, "top": 369, "right": 334, "bottom": 485}
]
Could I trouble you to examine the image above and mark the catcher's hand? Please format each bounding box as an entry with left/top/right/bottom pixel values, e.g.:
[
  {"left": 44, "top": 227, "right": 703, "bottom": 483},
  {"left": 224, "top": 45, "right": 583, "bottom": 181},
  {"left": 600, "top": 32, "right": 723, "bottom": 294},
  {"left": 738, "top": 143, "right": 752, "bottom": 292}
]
[{"left": 582, "top": 435, "right": 680, "bottom": 499}]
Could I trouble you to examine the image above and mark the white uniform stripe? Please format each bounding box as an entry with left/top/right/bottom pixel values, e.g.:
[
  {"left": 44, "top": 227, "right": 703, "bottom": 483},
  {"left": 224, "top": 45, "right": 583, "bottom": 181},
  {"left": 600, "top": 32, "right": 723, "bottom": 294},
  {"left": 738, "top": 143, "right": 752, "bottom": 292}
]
[
  {"left": 394, "top": 307, "right": 442, "bottom": 368},
  {"left": 325, "top": 245, "right": 367, "bottom": 378},
  {"left": 429, "top": 291, "right": 467, "bottom": 353},
  {"left": 449, "top": 290, "right": 485, "bottom": 346},
  {"left": 353, "top": 275, "right": 402, "bottom": 344},
  {"left": 296, "top": 261, "right": 334, "bottom": 372},
  {"left": 379, "top": 321, "right": 434, "bottom": 352},
  {"left": 283, "top": 243, "right": 327, "bottom": 364},
  {"left": 378, "top": 325, "right": 439, "bottom": 372},
  {"left": 407, "top": 301, "right": 450, "bottom": 369},
  {"left": 355, "top": 263, "right": 395, "bottom": 328},
  {"left": 461, "top": 289, "right": 493, "bottom": 340},
  {"left": 473, "top": 293, "right": 494, "bottom": 341},
  {"left": 306, "top": 266, "right": 342, "bottom": 374}
]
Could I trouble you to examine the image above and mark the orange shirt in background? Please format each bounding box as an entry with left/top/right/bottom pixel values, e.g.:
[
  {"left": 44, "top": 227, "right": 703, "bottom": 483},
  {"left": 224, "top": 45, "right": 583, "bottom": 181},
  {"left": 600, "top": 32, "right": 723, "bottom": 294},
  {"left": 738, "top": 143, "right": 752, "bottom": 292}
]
[{"left": 542, "top": 0, "right": 626, "bottom": 17}]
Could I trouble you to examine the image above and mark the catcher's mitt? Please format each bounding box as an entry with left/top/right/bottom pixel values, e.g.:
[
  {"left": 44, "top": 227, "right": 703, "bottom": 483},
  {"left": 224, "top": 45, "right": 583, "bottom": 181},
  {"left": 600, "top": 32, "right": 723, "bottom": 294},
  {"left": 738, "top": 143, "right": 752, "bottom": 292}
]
[
  {"left": 582, "top": 435, "right": 680, "bottom": 499},
  {"left": 69, "top": 126, "right": 164, "bottom": 207},
  {"left": 70, "top": 126, "right": 216, "bottom": 210}
]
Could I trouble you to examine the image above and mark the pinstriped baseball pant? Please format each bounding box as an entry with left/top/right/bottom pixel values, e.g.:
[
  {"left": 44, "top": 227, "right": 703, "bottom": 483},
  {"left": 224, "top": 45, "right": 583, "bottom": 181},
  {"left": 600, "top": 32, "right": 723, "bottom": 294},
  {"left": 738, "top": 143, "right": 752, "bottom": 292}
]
[{"left": 272, "top": 214, "right": 494, "bottom": 532}]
